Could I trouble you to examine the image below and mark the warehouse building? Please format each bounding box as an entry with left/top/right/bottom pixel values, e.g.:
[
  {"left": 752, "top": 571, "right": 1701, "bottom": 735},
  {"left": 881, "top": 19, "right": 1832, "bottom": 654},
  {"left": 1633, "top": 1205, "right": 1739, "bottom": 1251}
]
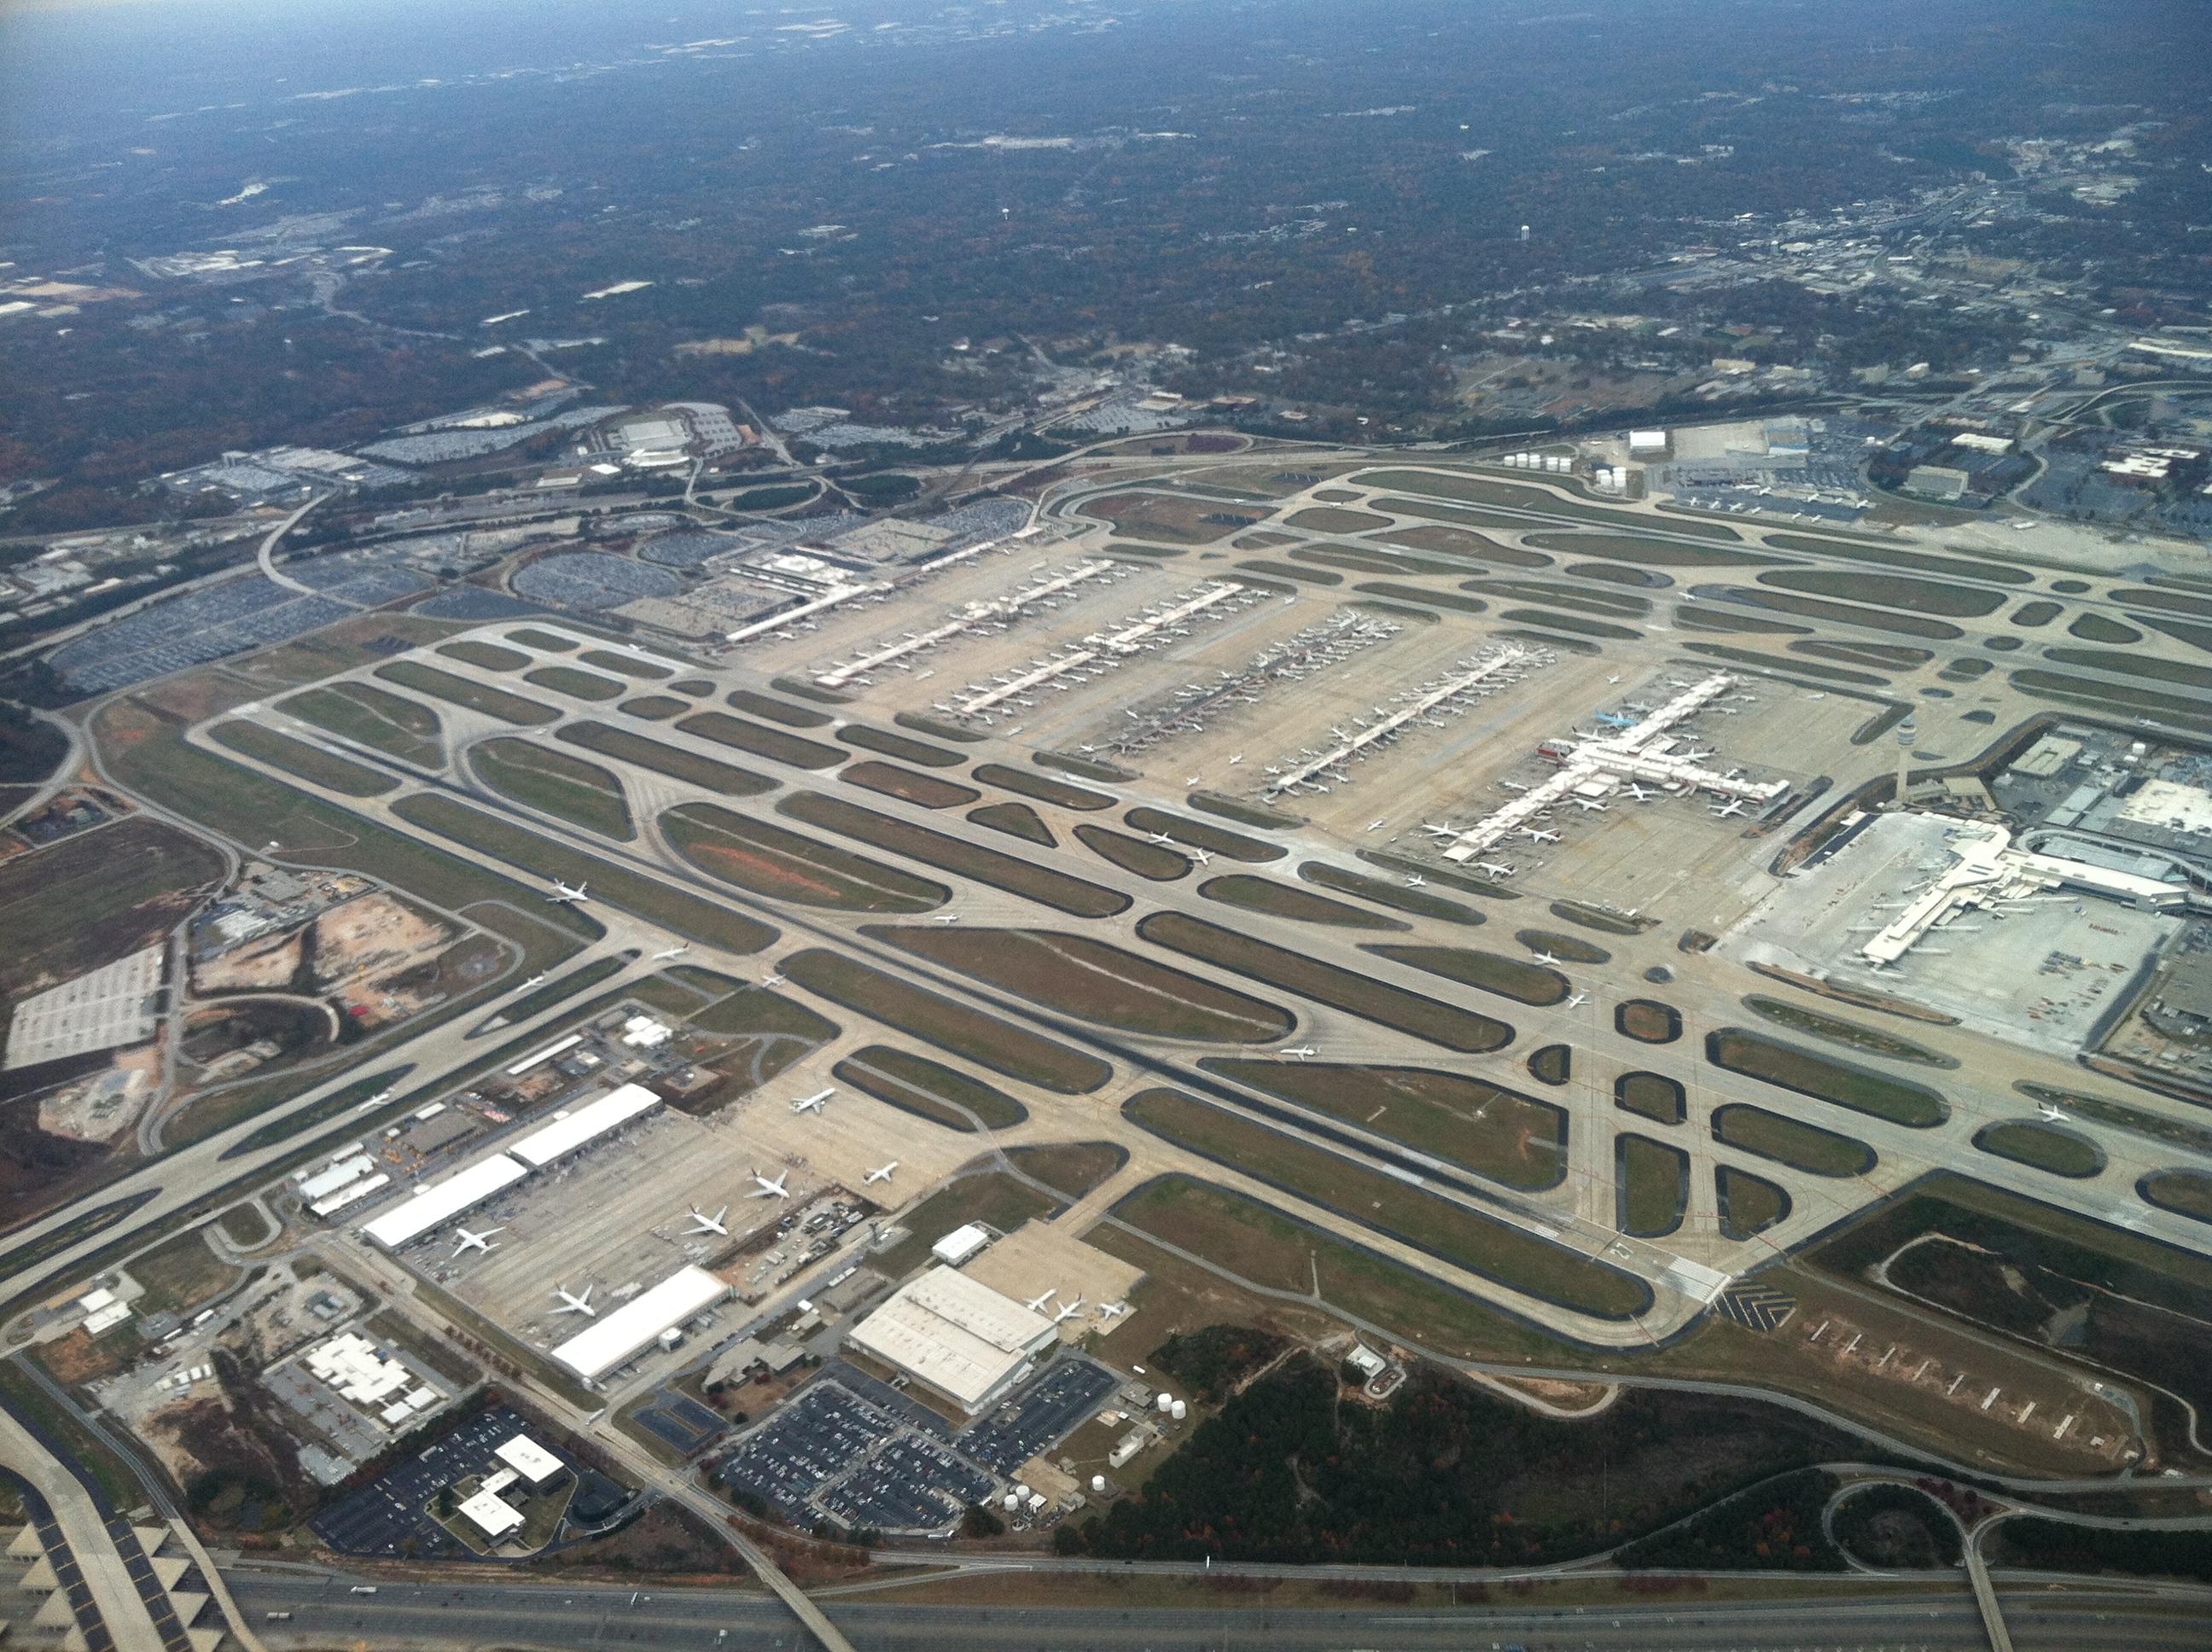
[
  {"left": 362, "top": 1155, "right": 529, "bottom": 1249},
  {"left": 845, "top": 1268, "right": 1059, "bottom": 1414},
  {"left": 549, "top": 1264, "right": 731, "bottom": 1383},
  {"left": 507, "top": 1082, "right": 662, "bottom": 1169}
]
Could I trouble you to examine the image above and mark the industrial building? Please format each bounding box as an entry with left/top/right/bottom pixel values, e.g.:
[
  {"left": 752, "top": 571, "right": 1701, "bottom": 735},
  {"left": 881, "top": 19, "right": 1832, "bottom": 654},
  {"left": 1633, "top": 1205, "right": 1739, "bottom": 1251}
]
[
  {"left": 549, "top": 1264, "right": 731, "bottom": 1383},
  {"left": 507, "top": 1081, "right": 661, "bottom": 1169},
  {"left": 362, "top": 1155, "right": 529, "bottom": 1249},
  {"left": 845, "top": 1268, "right": 1060, "bottom": 1414}
]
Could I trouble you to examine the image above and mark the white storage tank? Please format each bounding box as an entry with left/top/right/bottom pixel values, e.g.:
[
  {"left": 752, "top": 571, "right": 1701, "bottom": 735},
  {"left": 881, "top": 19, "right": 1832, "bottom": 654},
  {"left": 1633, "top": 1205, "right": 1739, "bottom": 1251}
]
[
  {"left": 1003, "top": 1492, "right": 1021, "bottom": 1513},
  {"left": 1091, "top": 1475, "right": 1107, "bottom": 1493},
  {"left": 1155, "top": 1393, "right": 1173, "bottom": 1413},
  {"left": 1170, "top": 1399, "right": 1187, "bottom": 1422}
]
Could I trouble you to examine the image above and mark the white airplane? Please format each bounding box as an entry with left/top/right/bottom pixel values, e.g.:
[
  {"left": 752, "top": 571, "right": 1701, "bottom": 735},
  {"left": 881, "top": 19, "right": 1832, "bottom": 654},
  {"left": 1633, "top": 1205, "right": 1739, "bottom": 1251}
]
[
  {"left": 1710, "top": 799, "right": 1748, "bottom": 819},
  {"left": 1625, "top": 784, "right": 1655, "bottom": 802},
  {"left": 1185, "top": 776, "right": 1202, "bottom": 788},
  {"left": 1097, "top": 1301, "right": 1128, "bottom": 1322},
  {"left": 653, "top": 944, "right": 691, "bottom": 962},
  {"left": 546, "top": 880, "right": 590, "bottom": 903},
  {"left": 2038, "top": 1102, "right": 2068, "bottom": 1123},
  {"left": 1190, "top": 847, "right": 1212, "bottom": 866},
  {"left": 1283, "top": 1044, "right": 1317, "bottom": 1061},
  {"left": 932, "top": 913, "right": 962, "bottom": 925},
  {"left": 865, "top": 1161, "right": 899, "bottom": 1185},
  {"left": 1478, "top": 862, "right": 1515, "bottom": 879},
  {"left": 762, "top": 972, "right": 787, "bottom": 987},
  {"left": 451, "top": 1225, "right": 504, "bottom": 1257},
  {"left": 1051, "top": 1296, "right": 1086, "bottom": 1324},
  {"left": 1500, "top": 780, "right": 1530, "bottom": 793},
  {"left": 748, "top": 1170, "right": 792, "bottom": 1200},
  {"left": 1366, "top": 818, "right": 1388, "bottom": 833},
  {"left": 1574, "top": 799, "right": 1609, "bottom": 813},
  {"left": 1606, "top": 673, "right": 1621, "bottom": 683},
  {"left": 791, "top": 1088, "right": 834, "bottom": 1114},
  {"left": 1405, "top": 874, "right": 1426, "bottom": 888},
  {"left": 1521, "top": 827, "right": 1561, "bottom": 844},
  {"left": 517, "top": 974, "right": 546, "bottom": 990},
  {"left": 1229, "top": 753, "right": 1245, "bottom": 765},
  {"left": 1422, "top": 822, "right": 1458, "bottom": 837},
  {"left": 685, "top": 1206, "right": 731, "bottom": 1236},
  {"left": 551, "top": 1284, "right": 597, "bottom": 1318},
  {"left": 1023, "top": 1288, "right": 1061, "bottom": 1313},
  {"left": 1565, "top": 992, "right": 1587, "bottom": 1009},
  {"left": 1148, "top": 832, "right": 1174, "bottom": 846},
  {"left": 1531, "top": 949, "right": 1560, "bottom": 966}
]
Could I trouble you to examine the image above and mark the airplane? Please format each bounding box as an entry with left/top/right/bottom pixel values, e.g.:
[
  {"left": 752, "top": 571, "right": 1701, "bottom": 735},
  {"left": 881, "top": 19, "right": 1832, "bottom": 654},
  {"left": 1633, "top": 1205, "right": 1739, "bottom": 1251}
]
[
  {"left": 932, "top": 913, "right": 962, "bottom": 925},
  {"left": 354, "top": 1086, "right": 395, "bottom": 1114},
  {"left": 790, "top": 1088, "right": 834, "bottom": 1115},
  {"left": 1531, "top": 949, "right": 1560, "bottom": 966},
  {"left": 1405, "top": 874, "right": 1427, "bottom": 887},
  {"left": 2038, "top": 1102, "right": 2068, "bottom": 1123},
  {"left": 748, "top": 1170, "right": 792, "bottom": 1200},
  {"left": 1573, "top": 799, "right": 1610, "bottom": 813},
  {"left": 653, "top": 944, "right": 690, "bottom": 962},
  {"left": 1023, "top": 1288, "right": 1060, "bottom": 1314},
  {"left": 762, "top": 971, "right": 787, "bottom": 987},
  {"left": 685, "top": 1206, "right": 731, "bottom": 1237},
  {"left": 1499, "top": 779, "right": 1530, "bottom": 793},
  {"left": 1625, "top": 784, "right": 1654, "bottom": 802},
  {"left": 550, "top": 1284, "right": 597, "bottom": 1318},
  {"left": 1565, "top": 992, "right": 1587, "bottom": 1009},
  {"left": 1229, "top": 753, "right": 1245, "bottom": 765},
  {"left": 546, "top": 880, "right": 591, "bottom": 904},
  {"left": 1097, "top": 1300, "right": 1127, "bottom": 1322},
  {"left": 451, "top": 1225, "right": 504, "bottom": 1257},
  {"left": 1051, "top": 1296, "right": 1086, "bottom": 1324},
  {"left": 1190, "top": 847, "right": 1212, "bottom": 866},
  {"left": 1422, "top": 822, "right": 1458, "bottom": 837},
  {"left": 1149, "top": 832, "right": 1174, "bottom": 846},
  {"left": 517, "top": 974, "right": 546, "bottom": 991},
  {"left": 1366, "top": 818, "right": 1388, "bottom": 833},
  {"left": 1606, "top": 673, "right": 1622, "bottom": 683},
  {"left": 1477, "top": 862, "right": 1515, "bottom": 879},
  {"left": 1710, "top": 799, "right": 1748, "bottom": 819},
  {"left": 1283, "top": 1044, "right": 1317, "bottom": 1060},
  {"left": 1521, "top": 827, "right": 1561, "bottom": 844},
  {"left": 1185, "top": 776, "right": 1202, "bottom": 788},
  {"left": 865, "top": 1161, "right": 899, "bottom": 1185}
]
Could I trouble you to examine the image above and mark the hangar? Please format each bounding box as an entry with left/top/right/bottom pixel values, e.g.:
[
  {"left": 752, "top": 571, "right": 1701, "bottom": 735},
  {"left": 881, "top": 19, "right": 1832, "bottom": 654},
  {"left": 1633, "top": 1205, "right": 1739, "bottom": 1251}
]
[
  {"left": 549, "top": 1264, "right": 731, "bottom": 1383},
  {"left": 845, "top": 1267, "right": 1059, "bottom": 1414}
]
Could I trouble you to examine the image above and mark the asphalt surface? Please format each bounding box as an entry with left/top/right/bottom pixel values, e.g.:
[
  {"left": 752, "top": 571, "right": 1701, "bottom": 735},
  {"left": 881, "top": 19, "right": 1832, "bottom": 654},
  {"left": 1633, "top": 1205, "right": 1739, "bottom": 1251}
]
[{"left": 226, "top": 1572, "right": 2212, "bottom": 1651}]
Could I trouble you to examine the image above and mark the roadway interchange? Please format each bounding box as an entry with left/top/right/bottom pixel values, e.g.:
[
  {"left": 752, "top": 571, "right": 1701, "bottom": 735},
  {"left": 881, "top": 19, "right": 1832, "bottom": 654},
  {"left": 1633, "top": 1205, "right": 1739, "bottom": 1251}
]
[{"left": 225, "top": 1568, "right": 2212, "bottom": 1652}]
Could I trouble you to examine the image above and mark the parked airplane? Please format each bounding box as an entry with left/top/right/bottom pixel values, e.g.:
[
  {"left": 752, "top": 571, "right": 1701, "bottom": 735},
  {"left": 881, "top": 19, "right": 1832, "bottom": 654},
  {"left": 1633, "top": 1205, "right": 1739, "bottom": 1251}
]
[
  {"left": 546, "top": 880, "right": 590, "bottom": 903},
  {"left": 1366, "top": 818, "right": 1388, "bottom": 833},
  {"left": 1521, "top": 827, "right": 1561, "bottom": 844},
  {"left": 1190, "top": 847, "right": 1212, "bottom": 866},
  {"left": 1500, "top": 780, "right": 1531, "bottom": 793},
  {"left": 1097, "top": 1301, "right": 1127, "bottom": 1321},
  {"left": 748, "top": 1171, "right": 792, "bottom": 1200},
  {"left": 1229, "top": 753, "right": 1245, "bottom": 765},
  {"left": 653, "top": 945, "right": 690, "bottom": 961},
  {"left": 1148, "top": 832, "right": 1174, "bottom": 846},
  {"left": 1531, "top": 949, "right": 1560, "bottom": 966},
  {"left": 1625, "top": 784, "right": 1655, "bottom": 803},
  {"left": 2038, "top": 1102, "right": 2068, "bottom": 1123},
  {"left": 1051, "top": 1296, "right": 1086, "bottom": 1324},
  {"left": 1710, "top": 799, "right": 1748, "bottom": 819},
  {"left": 451, "top": 1225, "right": 504, "bottom": 1257},
  {"left": 551, "top": 1284, "right": 597, "bottom": 1318},
  {"left": 1024, "top": 1288, "right": 1060, "bottom": 1314},
  {"left": 1422, "top": 822, "right": 1458, "bottom": 837},
  {"left": 1478, "top": 862, "right": 1515, "bottom": 879},
  {"left": 865, "top": 1161, "right": 899, "bottom": 1185},
  {"left": 1565, "top": 992, "right": 1587, "bottom": 1009},
  {"left": 1573, "top": 799, "right": 1609, "bottom": 813},
  {"left": 1283, "top": 1044, "right": 1317, "bottom": 1060},
  {"left": 790, "top": 1088, "right": 834, "bottom": 1114}
]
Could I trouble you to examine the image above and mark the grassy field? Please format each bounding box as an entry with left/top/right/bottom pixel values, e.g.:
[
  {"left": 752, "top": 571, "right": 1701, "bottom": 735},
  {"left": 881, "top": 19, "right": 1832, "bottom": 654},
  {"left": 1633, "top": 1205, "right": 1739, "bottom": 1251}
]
[
  {"left": 393, "top": 794, "right": 777, "bottom": 953},
  {"left": 2010, "top": 667, "right": 2212, "bottom": 730},
  {"left": 832, "top": 1044, "right": 1027, "bottom": 1131},
  {"left": 438, "top": 640, "right": 531, "bottom": 672},
  {"left": 1519, "top": 532, "right": 1771, "bottom": 571},
  {"left": 1514, "top": 928, "right": 1610, "bottom": 965},
  {"left": 1528, "top": 1044, "right": 1571, "bottom": 1085},
  {"left": 210, "top": 719, "right": 395, "bottom": 796},
  {"left": 1762, "top": 533, "right": 2033, "bottom": 585},
  {"left": 676, "top": 710, "right": 847, "bottom": 769},
  {"left": 726, "top": 689, "right": 833, "bottom": 728},
  {"left": 865, "top": 925, "right": 1295, "bottom": 1043},
  {"left": 125, "top": 1224, "right": 239, "bottom": 1316},
  {"left": 1708, "top": 1027, "right": 1947, "bottom": 1127},
  {"left": 1615, "top": 1000, "right": 1683, "bottom": 1044},
  {"left": 580, "top": 648, "right": 672, "bottom": 679},
  {"left": 1123, "top": 1091, "right": 1650, "bottom": 1319},
  {"left": 780, "top": 948, "right": 1111, "bottom": 1092},
  {"left": 782, "top": 793, "right": 1130, "bottom": 918},
  {"left": 872, "top": 1172, "right": 1063, "bottom": 1277},
  {"left": 1352, "top": 470, "right": 1743, "bottom": 540},
  {"left": 1365, "top": 942, "right": 1569, "bottom": 1007},
  {"left": 1075, "top": 823, "right": 1190, "bottom": 881},
  {"left": 2017, "top": 1081, "right": 2212, "bottom": 1155},
  {"left": 376, "top": 660, "right": 562, "bottom": 724},
  {"left": 837, "top": 724, "right": 964, "bottom": 768},
  {"left": 1762, "top": 569, "right": 2008, "bottom": 619},
  {"left": 2139, "top": 1169, "right": 2212, "bottom": 1223},
  {"left": 1005, "top": 1141, "right": 1126, "bottom": 1198},
  {"left": 0, "top": 815, "right": 226, "bottom": 1003},
  {"left": 1199, "top": 875, "right": 1402, "bottom": 930},
  {"left": 1035, "top": 750, "right": 1138, "bottom": 783},
  {"left": 967, "top": 801, "right": 1056, "bottom": 846},
  {"left": 1614, "top": 1072, "right": 1685, "bottom": 1125},
  {"left": 664, "top": 801, "right": 946, "bottom": 911},
  {"left": 1373, "top": 523, "right": 1550, "bottom": 569},
  {"left": 1708, "top": 586, "right": 1965, "bottom": 641},
  {"left": 1124, "top": 806, "right": 1284, "bottom": 864},
  {"left": 1712, "top": 1104, "right": 1876, "bottom": 1178},
  {"left": 2069, "top": 613, "right": 2141, "bottom": 645},
  {"left": 619, "top": 695, "right": 687, "bottom": 719},
  {"left": 1141, "top": 913, "right": 1511, "bottom": 1053},
  {"left": 1353, "top": 581, "right": 1490, "bottom": 614},
  {"left": 522, "top": 664, "right": 626, "bottom": 701},
  {"left": 1716, "top": 1166, "right": 1790, "bottom": 1239},
  {"left": 469, "top": 736, "right": 636, "bottom": 839},
  {"left": 1203, "top": 1058, "right": 1565, "bottom": 1190},
  {"left": 1618, "top": 1134, "right": 1687, "bottom": 1237},
  {"left": 1974, "top": 1120, "right": 2104, "bottom": 1178},
  {"left": 973, "top": 764, "right": 1114, "bottom": 811},
  {"left": 1743, "top": 996, "right": 1948, "bottom": 1067},
  {"left": 506, "top": 627, "right": 578, "bottom": 651},
  {"left": 278, "top": 681, "right": 444, "bottom": 765},
  {"left": 841, "top": 761, "right": 979, "bottom": 809},
  {"left": 556, "top": 721, "right": 774, "bottom": 796},
  {"left": 1301, "top": 863, "right": 1484, "bottom": 925}
]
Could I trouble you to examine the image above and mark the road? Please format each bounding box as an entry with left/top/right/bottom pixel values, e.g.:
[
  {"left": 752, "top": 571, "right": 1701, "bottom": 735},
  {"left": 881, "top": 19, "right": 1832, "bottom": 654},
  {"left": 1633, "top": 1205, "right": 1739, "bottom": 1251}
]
[{"left": 224, "top": 1570, "right": 2212, "bottom": 1651}]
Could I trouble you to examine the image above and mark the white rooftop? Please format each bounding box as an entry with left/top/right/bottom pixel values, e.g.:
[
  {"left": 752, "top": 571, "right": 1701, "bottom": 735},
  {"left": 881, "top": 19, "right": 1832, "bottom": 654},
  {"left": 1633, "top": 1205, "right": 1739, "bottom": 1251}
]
[
  {"left": 845, "top": 1268, "right": 1058, "bottom": 1412},
  {"left": 361, "top": 1155, "right": 528, "bottom": 1248},
  {"left": 458, "top": 1488, "right": 525, "bottom": 1539},
  {"left": 549, "top": 1265, "right": 730, "bottom": 1382},
  {"left": 508, "top": 1082, "right": 661, "bottom": 1168},
  {"left": 932, "top": 1222, "right": 991, "bottom": 1266},
  {"left": 495, "top": 1433, "right": 564, "bottom": 1485}
]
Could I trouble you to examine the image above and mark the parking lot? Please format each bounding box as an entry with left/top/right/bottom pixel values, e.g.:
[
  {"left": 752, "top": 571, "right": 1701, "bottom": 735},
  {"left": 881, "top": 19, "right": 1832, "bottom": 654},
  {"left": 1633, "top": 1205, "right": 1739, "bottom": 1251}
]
[
  {"left": 311, "top": 1405, "right": 582, "bottom": 1559},
  {"left": 955, "top": 1357, "right": 1120, "bottom": 1476}
]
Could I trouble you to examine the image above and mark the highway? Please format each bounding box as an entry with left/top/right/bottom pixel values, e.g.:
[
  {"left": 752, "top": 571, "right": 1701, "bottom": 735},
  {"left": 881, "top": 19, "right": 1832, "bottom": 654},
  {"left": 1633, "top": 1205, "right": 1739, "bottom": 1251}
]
[{"left": 224, "top": 1570, "right": 2212, "bottom": 1651}]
